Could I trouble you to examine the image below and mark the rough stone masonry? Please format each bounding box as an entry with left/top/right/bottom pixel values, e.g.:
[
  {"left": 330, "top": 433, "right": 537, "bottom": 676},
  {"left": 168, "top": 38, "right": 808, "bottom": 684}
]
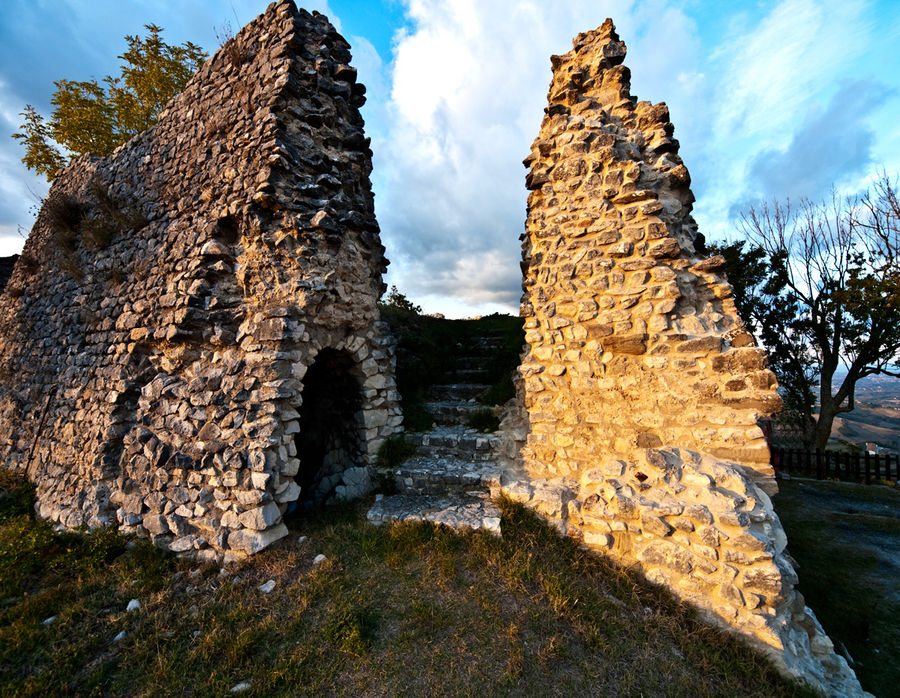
[
  {"left": 0, "top": 0, "right": 402, "bottom": 561},
  {"left": 509, "top": 19, "right": 866, "bottom": 696}
]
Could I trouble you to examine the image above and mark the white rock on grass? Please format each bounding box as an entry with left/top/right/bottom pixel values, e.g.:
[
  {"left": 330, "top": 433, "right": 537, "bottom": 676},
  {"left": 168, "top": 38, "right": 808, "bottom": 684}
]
[
  {"left": 42, "top": 616, "right": 56, "bottom": 625},
  {"left": 258, "top": 580, "right": 276, "bottom": 594},
  {"left": 297, "top": 535, "right": 308, "bottom": 545},
  {"left": 126, "top": 599, "right": 140, "bottom": 612},
  {"left": 312, "top": 554, "right": 327, "bottom": 566},
  {"left": 113, "top": 631, "right": 126, "bottom": 642},
  {"left": 229, "top": 682, "right": 251, "bottom": 693}
]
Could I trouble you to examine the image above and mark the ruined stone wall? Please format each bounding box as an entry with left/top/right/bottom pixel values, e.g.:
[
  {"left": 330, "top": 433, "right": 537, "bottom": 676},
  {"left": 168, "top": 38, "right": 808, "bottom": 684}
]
[
  {"left": 0, "top": 0, "right": 402, "bottom": 560},
  {"left": 520, "top": 23, "right": 779, "bottom": 489},
  {"left": 513, "top": 21, "right": 865, "bottom": 695}
]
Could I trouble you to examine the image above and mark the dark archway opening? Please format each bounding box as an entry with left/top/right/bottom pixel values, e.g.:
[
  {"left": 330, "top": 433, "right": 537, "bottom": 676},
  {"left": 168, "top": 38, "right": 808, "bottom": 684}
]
[{"left": 293, "top": 348, "right": 365, "bottom": 511}]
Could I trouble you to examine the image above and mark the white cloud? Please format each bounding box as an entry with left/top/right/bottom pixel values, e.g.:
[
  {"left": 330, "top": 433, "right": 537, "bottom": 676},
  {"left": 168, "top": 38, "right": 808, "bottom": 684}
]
[
  {"left": 376, "top": 0, "right": 704, "bottom": 316},
  {"left": 694, "top": 0, "right": 887, "bottom": 242},
  {"left": 746, "top": 79, "right": 893, "bottom": 202},
  {"left": 712, "top": 0, "right": 871, "bottom": 142}
]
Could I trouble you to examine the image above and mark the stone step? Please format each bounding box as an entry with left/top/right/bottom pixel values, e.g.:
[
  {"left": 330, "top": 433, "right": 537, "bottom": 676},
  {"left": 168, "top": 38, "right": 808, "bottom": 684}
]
[
  {"left": 427, "top": 383, "right": 490, "bottom": 401},
  {"left": 408, "top": 426, "right": 499, "bottom": 462},
  {"left": 455, "top": 356, "right": 491, "bottom": 370},
  {"left": 366, "top": 493, "right": 502, "bottom": 535},
  {"left": 380, "top": 455, "right": 503, "bottom": 496},
  {"left": 446, "top": 367, "right": 491, "bottom": 382},
  {"left": 471, "top": 335, "right": 506, "bottom": 348},
  {"left": 425, "top": 400, "right": 488, "bottom": 426}
]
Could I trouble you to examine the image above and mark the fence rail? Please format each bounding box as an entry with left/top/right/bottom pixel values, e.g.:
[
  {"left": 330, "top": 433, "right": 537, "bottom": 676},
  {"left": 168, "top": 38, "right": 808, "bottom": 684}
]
[{"left": 770, "top": 447, "right": 899, "bottom": 484}]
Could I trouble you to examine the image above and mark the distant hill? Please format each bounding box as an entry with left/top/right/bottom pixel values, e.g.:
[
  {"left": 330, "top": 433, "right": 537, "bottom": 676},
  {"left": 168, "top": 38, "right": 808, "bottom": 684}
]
[{"left": 832, "top": 368, "right": 900, "bottom": 408}]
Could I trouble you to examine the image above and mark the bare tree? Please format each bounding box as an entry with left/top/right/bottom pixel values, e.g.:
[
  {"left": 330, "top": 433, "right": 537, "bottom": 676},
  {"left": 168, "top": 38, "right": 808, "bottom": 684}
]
[{"left": 739, "top": 174, "right": 900, "bottom": 450}]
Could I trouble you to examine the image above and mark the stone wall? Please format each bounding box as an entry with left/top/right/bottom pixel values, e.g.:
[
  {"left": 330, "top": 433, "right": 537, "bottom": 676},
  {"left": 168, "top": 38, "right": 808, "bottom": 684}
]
[
  {"left": 0, "top": 0, "right": 402, "bottom": 561},
  {"left": 512, "top": 20, "right": 865, "bottom": 696}
]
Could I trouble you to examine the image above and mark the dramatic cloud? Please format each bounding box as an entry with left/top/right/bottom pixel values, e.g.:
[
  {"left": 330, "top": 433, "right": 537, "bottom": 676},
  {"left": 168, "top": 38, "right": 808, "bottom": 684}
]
[
  {"left": 693, "top": 0, "right": 887, "bottom": 241},
  {"left": 1, "top": 0, "right": 897, "bottom": 316},
  {"left": 374, "top": 0, "right": 701, "bottom": 316},
  {"left": 747, "top": 79, "right": 893, "bottom": 202}
]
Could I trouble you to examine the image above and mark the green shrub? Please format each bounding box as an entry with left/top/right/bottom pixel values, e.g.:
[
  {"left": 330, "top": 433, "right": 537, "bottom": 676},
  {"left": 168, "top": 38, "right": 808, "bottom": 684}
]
[
  {"left": 376, "top": 434, "right": 418, "bottom": 469},
  {"left": 466, "top": 408, "right": 500, "bottom": 433},
  {"left": 401, "top": 400, "right": 434, "bottom": 432},
  {"left": 0, "top": 471, "right": 34, "bottom": 521}
]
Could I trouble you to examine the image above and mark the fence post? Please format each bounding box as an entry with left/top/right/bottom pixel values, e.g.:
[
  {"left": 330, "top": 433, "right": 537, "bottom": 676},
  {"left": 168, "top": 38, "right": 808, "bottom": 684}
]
[
  {"left": 864, "top": 450, "right": 871, "bottom": 485},
  {"left": 854, "top": 452, "right": 861, "bottom": 479},
  {"left": 816, "top": 449, "right": 823, "bottom": 480},
  {"left": 874, "top": 453, "right": 882, "bottom": 481},
  {"left": 805, "top": 449, "right": 813, "bottom": 475}
]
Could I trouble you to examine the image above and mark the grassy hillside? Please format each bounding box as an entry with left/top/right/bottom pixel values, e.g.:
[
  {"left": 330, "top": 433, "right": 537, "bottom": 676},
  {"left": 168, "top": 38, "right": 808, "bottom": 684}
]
[
  {"left": 0, "top": 471, "right": 814, "bottom": 697},
  {"left": 775, "top": 479, "right": 900, "bottom": 697}
]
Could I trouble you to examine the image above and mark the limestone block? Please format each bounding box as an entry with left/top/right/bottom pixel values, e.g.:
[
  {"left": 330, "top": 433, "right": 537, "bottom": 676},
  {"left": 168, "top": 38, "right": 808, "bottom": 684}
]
[
  {"left": 238, "top": 502, "right": 281, "bottom": 531},
  {"left": 228, "top": 522, "right": 288, "bottom": 554},
  {"left": 640, "top": 513, "right": 674, "bottom": 537},
  {"left": 142, "top": 514, "right": 169, "bottom": 536},
  {"left": 583, "top": 530, "right": 612, "bottom": 548},
  {"left": 275, "top": 480, "right": 301, "bottom": 503},
  {"left": 637, "top": 540, "right": 694, "bottom": 575}
]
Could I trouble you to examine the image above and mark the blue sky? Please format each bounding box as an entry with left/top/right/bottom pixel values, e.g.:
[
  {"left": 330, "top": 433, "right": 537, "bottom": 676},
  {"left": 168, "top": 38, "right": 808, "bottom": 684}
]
[{"left": 1, "top": 0, "right": 898, "bottom": 317}]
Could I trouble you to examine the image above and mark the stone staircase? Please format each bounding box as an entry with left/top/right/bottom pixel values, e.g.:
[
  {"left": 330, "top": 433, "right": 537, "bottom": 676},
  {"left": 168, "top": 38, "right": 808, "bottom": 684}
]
[{"left": 367, "top": 332, "right": 511, "bottom": 534}]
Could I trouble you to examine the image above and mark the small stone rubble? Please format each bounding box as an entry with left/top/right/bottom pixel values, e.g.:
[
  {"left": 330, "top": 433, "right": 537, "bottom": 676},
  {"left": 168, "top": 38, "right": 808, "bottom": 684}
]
[{"left": 367, "top": 493, "right": 501, "bottom": 535}]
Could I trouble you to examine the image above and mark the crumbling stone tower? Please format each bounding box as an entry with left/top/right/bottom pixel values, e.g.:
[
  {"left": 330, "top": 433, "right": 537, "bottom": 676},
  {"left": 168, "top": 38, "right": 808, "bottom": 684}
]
[
  {"left": 513, "top": 20, "right": 865, "bottom": 694},
  {"left": 0, "top": 0, "right": 401, "bottom": 559},
  {"left": 520, "top": 22, "right": 780, "bottom": 490}
]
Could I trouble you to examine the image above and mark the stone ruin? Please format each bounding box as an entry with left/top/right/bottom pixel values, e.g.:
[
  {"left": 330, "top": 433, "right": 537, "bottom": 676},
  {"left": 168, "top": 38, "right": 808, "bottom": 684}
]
[
  {"left": 0, "top": 3, "right": 868, "bottom": 695},
  {"left": 502, "top": 20, "right": 864, "bottom": 695},
  {"left": 0, "top": 1, "right": 402, "bottom": 559}
]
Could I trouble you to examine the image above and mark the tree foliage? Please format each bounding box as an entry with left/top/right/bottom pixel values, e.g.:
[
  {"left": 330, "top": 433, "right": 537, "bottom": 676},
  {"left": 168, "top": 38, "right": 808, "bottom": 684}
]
[
  {"left": 716, "top": 175, "right": 900, "bottom": 449},
  {"left": 12, "top": 25, "right": 207, "bottom": 181},
  {"left": 379, "top": 285, "right": 422, "bottom": 315},
  {"left": 709, "top": 240, "right": 818, "bottom": 441}
]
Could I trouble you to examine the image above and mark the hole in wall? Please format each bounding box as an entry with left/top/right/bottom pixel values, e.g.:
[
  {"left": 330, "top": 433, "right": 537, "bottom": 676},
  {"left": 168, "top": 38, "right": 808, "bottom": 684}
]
[
  {"left": 215, "top": 214, "right": 239, "bottom": 244},
  {"left": 292, "top": 348, "right": 365, "bottom": 511}
]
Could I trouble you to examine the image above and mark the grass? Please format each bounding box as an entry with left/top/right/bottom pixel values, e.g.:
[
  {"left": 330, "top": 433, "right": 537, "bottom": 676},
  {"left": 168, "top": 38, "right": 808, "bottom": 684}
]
[
  {"left": 774, "top": 478, "right": 900, "bottom": 697},
  {"left": 0, "top": 470, "right": 816, "bottom": 697},
  {"left": 466, "top": 407, "right": 501, "bottom": 433},
  {"left": 376, "top": 433, "right": 418, "bottom": 469}
]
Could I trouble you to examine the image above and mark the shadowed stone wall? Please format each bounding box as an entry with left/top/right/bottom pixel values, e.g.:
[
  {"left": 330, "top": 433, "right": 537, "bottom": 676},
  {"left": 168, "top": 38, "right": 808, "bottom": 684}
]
[
  {"left": 510, "top": 20, "right": 866, "bottom": 696},
  {"left": 0, "top": 0, "right": 401, "bottom": 561}
]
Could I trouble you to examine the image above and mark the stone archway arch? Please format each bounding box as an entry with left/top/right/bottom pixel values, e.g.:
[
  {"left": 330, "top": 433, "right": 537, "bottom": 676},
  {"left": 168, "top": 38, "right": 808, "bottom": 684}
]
[{"left": 293, "top": 346, "right": 367, "bottom": 509}]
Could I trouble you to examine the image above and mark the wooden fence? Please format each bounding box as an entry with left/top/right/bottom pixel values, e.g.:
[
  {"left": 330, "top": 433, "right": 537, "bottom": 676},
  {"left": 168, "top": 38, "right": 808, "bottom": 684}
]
[{"left": 770, "top": 447, "right": 899, "bottom": 484}]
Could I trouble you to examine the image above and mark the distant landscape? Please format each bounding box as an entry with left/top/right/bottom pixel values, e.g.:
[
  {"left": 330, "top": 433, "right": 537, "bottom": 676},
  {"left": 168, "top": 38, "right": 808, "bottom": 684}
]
[{"left": 828, "top": 372, "right": 900, "bottom": 453}]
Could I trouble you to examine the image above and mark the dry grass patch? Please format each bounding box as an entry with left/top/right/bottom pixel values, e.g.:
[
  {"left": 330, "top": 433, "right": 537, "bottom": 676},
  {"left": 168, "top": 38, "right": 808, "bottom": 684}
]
[{"left": 0, "top": 472, "right": 816, "bottom": 697}]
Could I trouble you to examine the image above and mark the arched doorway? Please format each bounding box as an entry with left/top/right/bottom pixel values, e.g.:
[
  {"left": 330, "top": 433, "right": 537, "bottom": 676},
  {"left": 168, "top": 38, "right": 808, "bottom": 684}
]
[{"left": 294, "top": 348, "right": 365, "bottom": 509}]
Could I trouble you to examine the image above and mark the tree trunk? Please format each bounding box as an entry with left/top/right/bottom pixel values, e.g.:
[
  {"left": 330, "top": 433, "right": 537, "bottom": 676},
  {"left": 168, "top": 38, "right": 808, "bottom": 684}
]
[
  {"left": 815, "top": 363, "right": 841, "bottom": 451},
  {"left": 814, "top": 400, "right": 837, "bottom": 451}
]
